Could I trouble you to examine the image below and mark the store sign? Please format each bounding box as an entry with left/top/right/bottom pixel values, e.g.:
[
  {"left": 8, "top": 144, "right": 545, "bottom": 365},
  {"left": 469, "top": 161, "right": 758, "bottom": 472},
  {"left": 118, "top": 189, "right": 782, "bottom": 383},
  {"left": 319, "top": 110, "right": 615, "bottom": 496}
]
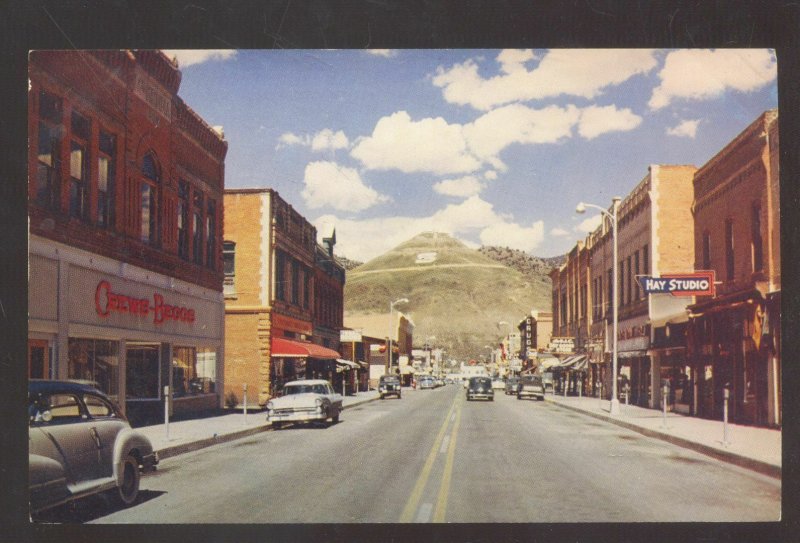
[
  {"left": 95, "top": 280, "right": 195, "bottom": 324},
  {"left": 341, "top": 330, "right": 363, "bottom": 343},
  {"left": 638, "top": 271, "right": 715, "bottom": 297}
]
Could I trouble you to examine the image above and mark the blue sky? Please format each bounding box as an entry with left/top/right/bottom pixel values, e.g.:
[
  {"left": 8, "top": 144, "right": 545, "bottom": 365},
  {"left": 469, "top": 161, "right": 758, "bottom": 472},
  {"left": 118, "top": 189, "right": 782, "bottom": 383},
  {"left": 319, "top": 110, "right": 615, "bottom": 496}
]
[{"left": 164, "top": 49, "right": 777, "bottom": 261}]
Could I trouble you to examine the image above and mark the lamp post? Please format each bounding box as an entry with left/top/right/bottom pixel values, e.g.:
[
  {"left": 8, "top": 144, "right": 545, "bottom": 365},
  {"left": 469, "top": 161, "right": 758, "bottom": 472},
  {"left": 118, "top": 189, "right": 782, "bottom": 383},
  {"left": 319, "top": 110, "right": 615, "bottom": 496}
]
[
  {"left": 388, "top": 297, "right": 409, "bottom": 379},
  {"left": 425, "top": 335, "right": 436, "bottom": 375},
  {"left": 577, "top": 197, "right": 621, "bottom": 415}
]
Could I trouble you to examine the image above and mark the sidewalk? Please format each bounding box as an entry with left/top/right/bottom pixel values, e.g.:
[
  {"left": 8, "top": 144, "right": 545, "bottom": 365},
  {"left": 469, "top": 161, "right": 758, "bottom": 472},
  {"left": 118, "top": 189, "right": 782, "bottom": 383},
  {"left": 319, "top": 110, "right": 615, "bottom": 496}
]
[
  {"left": 137, "top": 390, "right": 381, "bottom": 460},
  {"left": 544, "top": 392, "right": 781, "bottom": 478}
]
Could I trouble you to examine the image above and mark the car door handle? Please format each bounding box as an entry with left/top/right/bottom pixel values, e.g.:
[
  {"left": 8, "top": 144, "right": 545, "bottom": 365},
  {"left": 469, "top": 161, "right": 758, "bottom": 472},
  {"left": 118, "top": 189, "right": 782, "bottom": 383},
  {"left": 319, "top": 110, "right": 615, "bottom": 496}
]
[{"left": 89, "top": 427, "right": 101, "bottom": 448}]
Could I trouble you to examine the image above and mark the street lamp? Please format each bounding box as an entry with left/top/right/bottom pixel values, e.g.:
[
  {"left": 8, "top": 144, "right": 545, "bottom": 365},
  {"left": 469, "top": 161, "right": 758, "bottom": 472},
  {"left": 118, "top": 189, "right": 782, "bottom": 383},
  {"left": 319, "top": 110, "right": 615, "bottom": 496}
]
[
  {"left": 425, "top": 335, "right": 436, "bottom": 375},
  {"left": 388, "top": 297, "right": 409, "bottom": 378},
  {"left": 576, "top": 197, "right": 621, "bottom": 415}
]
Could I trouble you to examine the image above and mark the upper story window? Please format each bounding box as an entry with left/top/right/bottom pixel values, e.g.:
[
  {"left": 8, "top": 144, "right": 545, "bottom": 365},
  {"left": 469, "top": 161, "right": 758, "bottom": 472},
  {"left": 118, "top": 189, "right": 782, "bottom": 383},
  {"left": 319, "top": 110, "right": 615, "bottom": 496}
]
[
  {"left": 725, "top": 219, "right": 735, "bottom": 281},
  {"left": 291, "top": 260, "right": 300, "bottom": 305},
  {"left": 634, "top": 251, "right": 640, "bottom": 300},
  {"left": 206, "top": 199, "right": 217, "bottom": 270},
  {"left": 751, "top": 203, "right": 763, "bottom": 273},
  {"left": 36, "top": 90, "right": 63, "bottom": 211},
  {"left": 177, "top": 181, "right": 189, "bottom": 259},
  {"left": 192, "top": 190, "right": 204, "bottom": 265},
  {"left": 97, "top": 131, "right": 116, "bottom": 228},
  {"left": 223, "top": 241, "right": 235, "bottom": 296},
  {"left": 702, "top": 231, "right": 712, "bottom": 270},
  {"left": 140, "top": 153, "right": 159, "bottom": 245},
  {"left": 275, "top": 251, "right": 286, "bottom": 302}
]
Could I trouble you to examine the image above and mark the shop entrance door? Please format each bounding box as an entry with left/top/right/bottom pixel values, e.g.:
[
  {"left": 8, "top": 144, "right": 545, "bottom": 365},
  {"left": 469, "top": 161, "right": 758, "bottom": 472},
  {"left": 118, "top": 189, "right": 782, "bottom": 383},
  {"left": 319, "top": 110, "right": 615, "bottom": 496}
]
[{"left": 28, "top": 340, "right": 49, "bottom": 379}]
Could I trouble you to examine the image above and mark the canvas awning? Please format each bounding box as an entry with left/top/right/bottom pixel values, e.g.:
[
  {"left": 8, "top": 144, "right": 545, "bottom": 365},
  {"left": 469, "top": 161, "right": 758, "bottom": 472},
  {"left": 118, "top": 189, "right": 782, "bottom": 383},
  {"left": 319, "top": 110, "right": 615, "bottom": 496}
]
[
  {"left": 336, "top": 359, "right": 360, "bottom": 369},
  {"left": 271, "top": 338, "right": 341, "bottom": 359}
]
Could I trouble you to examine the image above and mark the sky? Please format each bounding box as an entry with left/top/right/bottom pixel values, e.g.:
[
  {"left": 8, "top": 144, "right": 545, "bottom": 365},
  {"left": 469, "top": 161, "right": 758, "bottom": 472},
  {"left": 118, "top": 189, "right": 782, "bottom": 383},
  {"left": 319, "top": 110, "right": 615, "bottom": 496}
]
[{"left": 163, "top": 49, "right": 778, "bottom": 261}]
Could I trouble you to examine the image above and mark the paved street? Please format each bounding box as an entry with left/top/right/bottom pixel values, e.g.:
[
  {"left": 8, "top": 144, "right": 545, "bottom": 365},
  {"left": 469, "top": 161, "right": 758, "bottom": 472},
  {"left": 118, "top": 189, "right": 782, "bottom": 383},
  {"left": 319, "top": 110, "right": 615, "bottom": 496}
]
[{"left": 55, "top": 384, "right": 779, "bottom": 524}]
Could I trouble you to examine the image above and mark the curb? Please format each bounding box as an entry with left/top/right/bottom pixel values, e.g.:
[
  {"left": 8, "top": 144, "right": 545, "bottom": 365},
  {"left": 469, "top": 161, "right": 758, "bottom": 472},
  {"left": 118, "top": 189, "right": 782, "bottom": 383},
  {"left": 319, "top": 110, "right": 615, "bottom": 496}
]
[
  {"left": 154, "top": 395, "right": 382, "bottom": 460},
  {"left": 544, "top": 396, "right": 781, "bottom": 479}
]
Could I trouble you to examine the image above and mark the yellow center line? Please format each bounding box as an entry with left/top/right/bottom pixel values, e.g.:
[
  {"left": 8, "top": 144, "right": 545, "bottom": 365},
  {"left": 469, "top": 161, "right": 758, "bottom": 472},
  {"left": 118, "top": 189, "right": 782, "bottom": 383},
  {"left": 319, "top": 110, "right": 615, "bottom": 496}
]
[
  {"left": 433, "top": 403, "right": 461, "bottom": 522},
  {"left": 399, "top": 399, "right": 457, "bottom": 522}
]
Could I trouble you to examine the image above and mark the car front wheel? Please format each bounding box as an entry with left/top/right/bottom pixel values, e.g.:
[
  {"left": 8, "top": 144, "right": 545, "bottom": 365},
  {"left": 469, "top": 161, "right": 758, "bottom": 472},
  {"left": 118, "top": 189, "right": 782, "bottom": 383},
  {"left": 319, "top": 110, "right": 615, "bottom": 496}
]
[{"left": 115, "top": 453, "right": 140, "bottom": 507}]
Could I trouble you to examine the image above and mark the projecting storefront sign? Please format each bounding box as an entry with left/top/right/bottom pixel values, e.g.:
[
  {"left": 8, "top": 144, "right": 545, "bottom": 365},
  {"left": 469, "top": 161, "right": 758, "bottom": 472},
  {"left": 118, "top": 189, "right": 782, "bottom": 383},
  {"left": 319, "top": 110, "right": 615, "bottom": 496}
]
[{"left": 638, "top": 271, "right": 715, "bottom": 297}]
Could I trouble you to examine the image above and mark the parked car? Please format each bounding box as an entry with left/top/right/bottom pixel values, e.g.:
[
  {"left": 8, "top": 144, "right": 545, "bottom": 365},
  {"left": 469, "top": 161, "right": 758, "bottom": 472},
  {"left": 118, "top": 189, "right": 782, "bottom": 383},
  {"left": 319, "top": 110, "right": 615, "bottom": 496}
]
[
  {"left": 504, "top": 376, "right": 520, "bottom": 395},
  {"left": 466, "top": 376, "right": 494, "bottom": 401},
  {"left": 491, "top": 378, "right": 505, "bottom": 390},
  {"left": 419, "top": 376, "right": 436, "bottom": 390},
  {"left": 28, "top": 380, "right": 158, "bottom": 515},
  {"left": 378, "top": 375, "right": 402, "bottom": 399},
  {"left": 436, "top": 377, "right": 445, "bottom": 387},
  {"left": 517, "top": 375, "right": 545, "bottom": 400},
  {"left": 266, "top": 379, "right": 343, "bottom": 428}
]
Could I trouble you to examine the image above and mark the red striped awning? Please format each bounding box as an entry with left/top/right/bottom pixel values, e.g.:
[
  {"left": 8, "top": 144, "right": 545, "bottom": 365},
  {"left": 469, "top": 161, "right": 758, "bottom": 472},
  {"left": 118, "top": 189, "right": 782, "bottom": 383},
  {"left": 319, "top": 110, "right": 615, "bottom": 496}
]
[{"left": 271, "top": 338, "right": 341, "bottom": 359}]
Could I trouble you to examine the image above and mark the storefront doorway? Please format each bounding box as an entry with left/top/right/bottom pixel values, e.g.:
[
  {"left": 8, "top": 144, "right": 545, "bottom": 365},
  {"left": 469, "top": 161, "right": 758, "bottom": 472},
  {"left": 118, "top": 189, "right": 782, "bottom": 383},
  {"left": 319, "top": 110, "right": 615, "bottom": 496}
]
[
  {"left": 28, "top": 340, "right": 49, "bottom": 379},
  {"left": 126, "top": 343, "right": 161, "bottom": 400}
]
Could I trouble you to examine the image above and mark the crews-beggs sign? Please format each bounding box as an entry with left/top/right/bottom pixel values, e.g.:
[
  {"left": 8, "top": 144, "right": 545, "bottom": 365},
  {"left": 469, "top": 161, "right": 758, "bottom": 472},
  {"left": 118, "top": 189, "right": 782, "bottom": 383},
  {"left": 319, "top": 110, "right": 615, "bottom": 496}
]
[
  {"left": 638, "top": 271, "right": 715, "bottom": 297},
  {"left": 95, "top": 280, "right": 195, "bottom": 324}
]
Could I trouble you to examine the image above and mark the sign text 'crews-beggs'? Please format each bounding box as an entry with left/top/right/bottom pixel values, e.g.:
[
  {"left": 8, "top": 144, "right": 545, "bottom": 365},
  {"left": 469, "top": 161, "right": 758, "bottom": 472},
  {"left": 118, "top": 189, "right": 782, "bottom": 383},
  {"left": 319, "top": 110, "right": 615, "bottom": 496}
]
[
  {"left": 95, "top": 280, "right": 195, "bottom": 324},
  {"left": 637, "top": 271, "right": 716, "bottom": 297}
]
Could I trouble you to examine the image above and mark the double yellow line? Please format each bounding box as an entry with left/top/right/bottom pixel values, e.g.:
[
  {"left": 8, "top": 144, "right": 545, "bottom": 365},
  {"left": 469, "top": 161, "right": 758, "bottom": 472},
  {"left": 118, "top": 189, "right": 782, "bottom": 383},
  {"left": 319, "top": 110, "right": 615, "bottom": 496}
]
[{"left": 399, "top": 398, "right": 462, "bottom": 523}]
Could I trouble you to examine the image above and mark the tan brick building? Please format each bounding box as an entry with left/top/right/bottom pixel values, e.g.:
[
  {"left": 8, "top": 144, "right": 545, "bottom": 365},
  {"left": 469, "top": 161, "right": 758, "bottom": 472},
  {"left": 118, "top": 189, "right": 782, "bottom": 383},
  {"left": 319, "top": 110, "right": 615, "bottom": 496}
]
[
  {"left": 223, "top": 189, "right": 343, "bottom": 408},
  {"left": 551, "top": 164, "right": 697, "bottom": 406}
]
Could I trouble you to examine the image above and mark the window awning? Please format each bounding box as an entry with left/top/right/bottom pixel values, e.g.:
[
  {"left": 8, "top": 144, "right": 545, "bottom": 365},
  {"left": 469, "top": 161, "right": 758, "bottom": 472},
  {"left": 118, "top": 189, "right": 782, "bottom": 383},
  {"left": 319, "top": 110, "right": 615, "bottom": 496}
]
[
  {"left": 336, "top": 359, "right": 361, "bottom": 369},
  {"left": 271, "top": 338, "right": 341, "bottom": 359}
]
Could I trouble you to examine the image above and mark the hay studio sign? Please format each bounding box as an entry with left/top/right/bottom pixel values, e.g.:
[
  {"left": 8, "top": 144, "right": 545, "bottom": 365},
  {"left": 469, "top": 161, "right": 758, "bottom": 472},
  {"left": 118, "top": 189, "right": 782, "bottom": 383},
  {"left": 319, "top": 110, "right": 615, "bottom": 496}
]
[{"left": 638, "top": 271, "right": 716, "bottom": 297}]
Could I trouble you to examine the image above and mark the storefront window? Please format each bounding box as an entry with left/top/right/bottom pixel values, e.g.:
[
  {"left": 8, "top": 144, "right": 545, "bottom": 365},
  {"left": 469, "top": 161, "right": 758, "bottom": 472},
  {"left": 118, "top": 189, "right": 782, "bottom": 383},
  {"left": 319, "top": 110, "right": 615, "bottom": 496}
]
[
  {"left": 68, "top": 338, "right": 119, "bottom": 399},
  {"left": 126, "top": 344, "right": 160, "bottom": 399},
  {"left": 196, "top": 347, "right": 217, "bottom": 393},
  {"left": 171, "top": 346, "right": 217, "bottom": 395}
]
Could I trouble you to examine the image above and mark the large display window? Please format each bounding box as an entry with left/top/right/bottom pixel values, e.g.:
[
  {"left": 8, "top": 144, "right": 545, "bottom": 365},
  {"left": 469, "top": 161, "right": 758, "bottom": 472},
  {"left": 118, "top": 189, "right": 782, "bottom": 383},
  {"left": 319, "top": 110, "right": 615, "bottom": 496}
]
[
  {"left": 172, "top": 346, "right": 217, "bottom": 395},
  {"left": 68, "top": 338, "right": 119, "bottom": 399}
]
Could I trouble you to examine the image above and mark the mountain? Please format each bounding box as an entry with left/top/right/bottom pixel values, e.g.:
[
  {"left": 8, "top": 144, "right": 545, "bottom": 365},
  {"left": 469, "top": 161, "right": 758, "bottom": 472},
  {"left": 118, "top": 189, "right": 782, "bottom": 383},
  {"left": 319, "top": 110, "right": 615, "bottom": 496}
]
[
  {"left": 478, "top": 246, "right": 565, "bottom": 283},
  {"left": 343, "top": 232, "right": 552, "bottom": 361}
]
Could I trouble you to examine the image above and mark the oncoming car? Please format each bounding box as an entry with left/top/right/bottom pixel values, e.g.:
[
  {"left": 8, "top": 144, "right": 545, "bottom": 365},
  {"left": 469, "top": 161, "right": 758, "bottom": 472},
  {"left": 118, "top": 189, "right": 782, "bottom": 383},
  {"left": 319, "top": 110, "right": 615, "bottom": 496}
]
[
  {"left": 378, "top": 375, "right": 402, "bottom": 399},
  {"left": 28, "top": 380, "right": 158, "bottom": 515},
  {"left": 466, "top": 376, "right": 494, "bottom": 401},
  {"left": 266, "top": 379, "right": 343, "bottom": 428},
  {"left": 418, "top": 376, "right": 436, "bottom": 390}
]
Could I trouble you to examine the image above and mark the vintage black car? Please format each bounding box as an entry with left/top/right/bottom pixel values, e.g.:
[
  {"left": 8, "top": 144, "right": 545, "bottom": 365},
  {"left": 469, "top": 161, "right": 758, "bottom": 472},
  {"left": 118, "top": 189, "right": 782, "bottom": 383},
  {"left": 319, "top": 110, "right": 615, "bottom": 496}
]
[
  {"left": 28, "top": 380, "right": 158, "bottom": 515},
  {"left": 504, "top": 376, "right": 520, "bottom": 395},
  {"left": 466, "top": 376, "right": 494, "bottom": 401},
  {"left": 517, "top": 375, "right": 546, "bottom": 400},
  {"left": 378, "top": 375, "right": 402, "bottom": 399}
]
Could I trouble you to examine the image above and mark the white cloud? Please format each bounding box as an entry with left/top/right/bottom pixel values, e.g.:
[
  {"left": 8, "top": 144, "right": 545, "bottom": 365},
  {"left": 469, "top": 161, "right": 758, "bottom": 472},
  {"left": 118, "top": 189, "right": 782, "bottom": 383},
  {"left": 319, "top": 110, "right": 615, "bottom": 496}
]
[
  {"left": 365, "top": 49, "right": 397, "bottom": 58},
  {"left": 350, "top": 111, "right": 481, "bottom": 175},
  {"left": 276, "top": 132, "right": 309, "bottom": 149},
  {"left": 433, "top": 176, "right": 485, "bottom": 198},
  {"left": 311, "top": 129, "right": 350, "bottom": 151},
  {"left": 649, "top": 49, "right": 777, "bottom": 110},
  {"left": 575, "top": 215, "right": 602, "bottom": 234},
  {"left": 464, "top": 104, "right": 581, "bottom": 168},
  {"left": 433, "top": 49, "right": 658, "bottom": 110},
  {"left": 667, "top": 119, "right": 701, "bottom": 138},
  {"left": 277, "top": 129, "right": 349, "bottom": 152},
  {"left": 578, "top": 105, "right": 642, "bottom": 139},
  {"left": 483, "top": 170, "right": 498, "bottom": 180},
  {"left": 162, "top": 49, "right": 236, "bottom": 68},
  {"left": 312, "top": 196, "right": 546, "bottom": 261},
  {"left": 301, "top": 161, "right": 389, "bottom": 212},
  {"left": 480, "top": 220, "right": 544, "bottom": 252},
  {"left": 550, "top": 227, "right": 570, "bottom": 237}
]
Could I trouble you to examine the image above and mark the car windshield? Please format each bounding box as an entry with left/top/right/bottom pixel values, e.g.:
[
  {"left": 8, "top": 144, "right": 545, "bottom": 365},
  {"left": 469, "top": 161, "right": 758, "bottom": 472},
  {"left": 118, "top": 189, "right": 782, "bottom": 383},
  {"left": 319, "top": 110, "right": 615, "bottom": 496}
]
[
  {"left": 283, "top": 384, "right": 328, "bottom": 395},
  {"left": 381, "top": 377, "right": 399, "bottom": 384},
  {"left": 522, "top": 376, "right": 542, "bottom": 385},
  {"left": 471, "top": 378, "right": 491, "bottom": 386}
]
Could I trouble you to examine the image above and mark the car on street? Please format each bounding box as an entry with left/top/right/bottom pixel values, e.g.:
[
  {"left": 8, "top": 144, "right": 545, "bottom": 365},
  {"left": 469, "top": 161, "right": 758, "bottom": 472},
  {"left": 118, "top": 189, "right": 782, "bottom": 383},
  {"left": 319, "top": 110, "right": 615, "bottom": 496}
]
[
  {"left": 266, "top": 379, "right": 343, "bottom": 428},
  {"left": 466, "top": 376, "right": 494, "bottom": 401},
  {"left": 517, "top": 375, "right": 545, "bottom": 400},
  {"left": 418, "top": 376, "right": 436, "bottom": 389},
  {"left": 28, "top": 379, "right": 159, "bottom": 515},
  {"left": 378, "top": 375, "right": 402, "bottom": 399},
  {"left": 504, "top": 376, "right": 520, "bottom": 395},
  {"left": 491, "top": 377, "right": 505, "bottom": 390}
]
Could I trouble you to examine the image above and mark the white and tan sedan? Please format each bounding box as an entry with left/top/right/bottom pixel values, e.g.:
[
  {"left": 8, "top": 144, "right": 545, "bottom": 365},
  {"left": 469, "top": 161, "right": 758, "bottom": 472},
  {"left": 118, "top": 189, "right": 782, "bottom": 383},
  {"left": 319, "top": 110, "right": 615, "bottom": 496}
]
[{"left": 266, "top": 379, "right": 343, "bottom": 429}]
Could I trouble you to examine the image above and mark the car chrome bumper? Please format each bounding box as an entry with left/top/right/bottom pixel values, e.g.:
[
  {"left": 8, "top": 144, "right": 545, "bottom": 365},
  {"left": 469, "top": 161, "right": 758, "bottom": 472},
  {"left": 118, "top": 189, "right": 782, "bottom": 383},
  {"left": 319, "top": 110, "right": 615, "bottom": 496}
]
[{"left": 268, "top": 411, "right": 326, "bottom": 423}]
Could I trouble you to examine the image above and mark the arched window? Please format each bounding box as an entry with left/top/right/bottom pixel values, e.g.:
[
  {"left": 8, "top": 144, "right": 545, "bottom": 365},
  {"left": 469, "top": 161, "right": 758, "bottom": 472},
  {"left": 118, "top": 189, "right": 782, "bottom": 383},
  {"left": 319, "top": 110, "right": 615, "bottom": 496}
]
[{"left": 140, "top": 153, "right": 159, "bottom": 245}]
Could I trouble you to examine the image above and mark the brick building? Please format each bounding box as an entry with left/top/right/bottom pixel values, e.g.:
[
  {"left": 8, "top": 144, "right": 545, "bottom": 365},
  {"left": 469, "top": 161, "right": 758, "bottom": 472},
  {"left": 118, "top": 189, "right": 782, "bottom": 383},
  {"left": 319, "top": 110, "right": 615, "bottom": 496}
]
[
  {"left": 344, "top": 312, "right": 415, "bottom": 388},
  {"left": 223, "top": 189, "right": 343, "bottom": 407},
  {"left": 551, "top": 165, "right": 696, "bottom": 406},
  {"left": 28, "top": 50, "right": 227, "bottom": 422},
  {"left": 687, "top": 110, "right": 780, "bottom": 427}
]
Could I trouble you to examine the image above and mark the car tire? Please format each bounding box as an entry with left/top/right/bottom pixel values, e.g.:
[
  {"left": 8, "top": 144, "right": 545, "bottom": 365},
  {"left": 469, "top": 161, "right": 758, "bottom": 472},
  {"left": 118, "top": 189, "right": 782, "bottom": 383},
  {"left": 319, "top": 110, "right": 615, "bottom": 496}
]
[
  {"left": 273, "top": 421, "right": 283, "bottom": 429},
  {"left": 115, "top": 453, "right": 140, "bottom": 507},
  {"left": 332, "top": 411, "right": 340, "bottom": 423}
]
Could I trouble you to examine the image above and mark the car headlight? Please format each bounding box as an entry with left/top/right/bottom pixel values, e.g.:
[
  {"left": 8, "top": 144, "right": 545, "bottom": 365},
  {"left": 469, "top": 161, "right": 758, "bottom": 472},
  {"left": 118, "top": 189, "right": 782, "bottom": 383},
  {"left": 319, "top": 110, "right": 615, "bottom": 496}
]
[
  {"left": 266, "top": 401, "right": 274, "bottom": 411},
  {"left": 315, "top": 398, "right": 323, "bottom": 407}
]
